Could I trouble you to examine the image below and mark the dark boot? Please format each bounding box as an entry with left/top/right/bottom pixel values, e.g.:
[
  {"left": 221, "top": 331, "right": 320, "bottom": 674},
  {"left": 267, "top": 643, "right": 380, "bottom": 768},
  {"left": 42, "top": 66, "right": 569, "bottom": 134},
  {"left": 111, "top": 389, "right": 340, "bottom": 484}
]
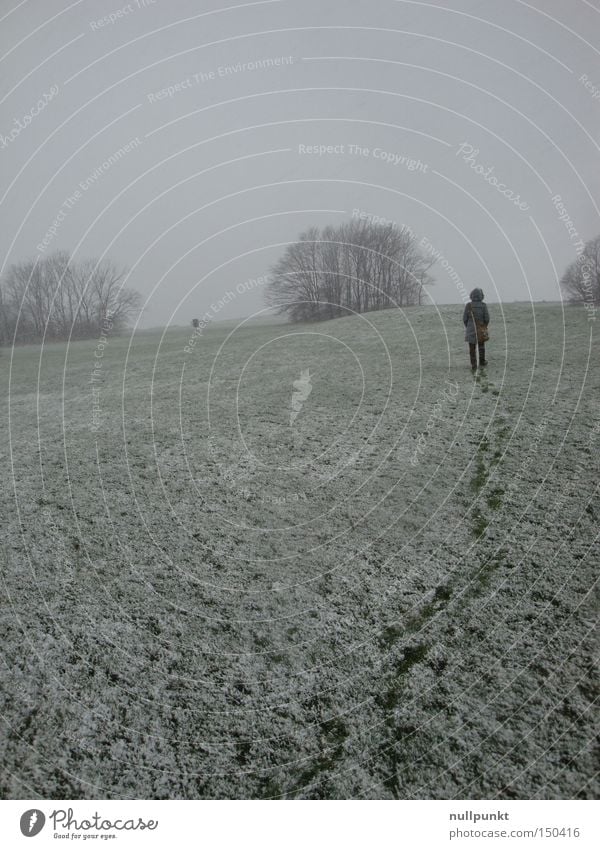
[{"left": 478, "top": 343, "right": 486, "bottom": 366}]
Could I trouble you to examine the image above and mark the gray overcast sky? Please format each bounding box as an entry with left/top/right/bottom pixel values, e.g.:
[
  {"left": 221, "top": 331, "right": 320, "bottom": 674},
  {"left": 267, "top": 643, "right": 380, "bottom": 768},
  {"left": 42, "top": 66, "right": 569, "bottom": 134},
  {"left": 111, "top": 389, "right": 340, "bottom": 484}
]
[{"left": 1, "top": 0, "right": 599, "bottom": 327}]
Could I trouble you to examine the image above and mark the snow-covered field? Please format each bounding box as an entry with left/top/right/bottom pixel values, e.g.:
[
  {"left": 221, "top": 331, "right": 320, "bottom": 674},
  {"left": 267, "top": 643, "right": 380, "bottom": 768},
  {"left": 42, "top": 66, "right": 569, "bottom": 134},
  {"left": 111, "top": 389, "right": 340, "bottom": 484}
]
[{"left": 1, "top": 304, "right": 598, "bottom": 799}]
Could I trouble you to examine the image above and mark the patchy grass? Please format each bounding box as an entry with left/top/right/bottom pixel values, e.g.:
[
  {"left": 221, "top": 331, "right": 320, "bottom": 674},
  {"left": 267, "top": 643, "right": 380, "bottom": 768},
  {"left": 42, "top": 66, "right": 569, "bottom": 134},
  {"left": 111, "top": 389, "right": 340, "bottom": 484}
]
[{"left": 1, "top": 304, "right": 598, "bottom": 799}]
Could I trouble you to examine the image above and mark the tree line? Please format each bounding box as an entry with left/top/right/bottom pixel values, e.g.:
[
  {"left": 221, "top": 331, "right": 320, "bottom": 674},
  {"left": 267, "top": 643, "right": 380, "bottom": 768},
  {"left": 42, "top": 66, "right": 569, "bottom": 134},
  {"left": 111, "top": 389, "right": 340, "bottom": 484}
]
[
  {"left": 266, "top": 220, "right": 600, "bottom": 324},
  {"left": 266, "top": 219, "right": 435, "bottom": 322},
  {"left": 0, "top": 251, "right": 141, "bottom": 345}
]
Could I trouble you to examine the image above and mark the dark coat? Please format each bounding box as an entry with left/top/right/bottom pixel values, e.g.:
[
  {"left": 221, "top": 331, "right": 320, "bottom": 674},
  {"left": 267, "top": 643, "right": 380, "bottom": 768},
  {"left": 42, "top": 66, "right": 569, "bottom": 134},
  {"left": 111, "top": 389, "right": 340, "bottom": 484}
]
[{"left": 463, "top": 288, "right": 490, "bottom": 344}]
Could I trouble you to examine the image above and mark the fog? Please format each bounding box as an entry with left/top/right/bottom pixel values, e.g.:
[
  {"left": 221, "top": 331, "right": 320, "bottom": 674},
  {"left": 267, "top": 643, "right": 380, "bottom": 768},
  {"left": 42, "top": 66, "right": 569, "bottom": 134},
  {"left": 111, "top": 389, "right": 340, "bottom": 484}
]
[{"left": 1, "top": 0, "right": 599, "bottom": 327}]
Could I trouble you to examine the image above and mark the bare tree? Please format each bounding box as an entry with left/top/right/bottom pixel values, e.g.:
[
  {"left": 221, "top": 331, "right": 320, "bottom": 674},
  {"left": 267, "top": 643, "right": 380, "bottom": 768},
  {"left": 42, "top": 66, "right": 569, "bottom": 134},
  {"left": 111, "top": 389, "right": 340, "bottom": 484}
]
[
  {"left": 0, "top": 252, "right": 142, "bottom": 345},
  {"left": 0, "top": 283, "right": 12, "bottom": 347},
  {"left": 266, "top": 220, "right": 434, "bottom": 321},
  {"left": 561, "top": 235, "right": 600, "bottom": 308}
]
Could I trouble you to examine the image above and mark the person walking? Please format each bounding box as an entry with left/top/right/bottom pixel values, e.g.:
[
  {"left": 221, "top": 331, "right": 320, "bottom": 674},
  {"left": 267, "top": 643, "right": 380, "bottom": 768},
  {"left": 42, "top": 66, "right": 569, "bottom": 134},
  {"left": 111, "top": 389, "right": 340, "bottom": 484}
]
[{"left": 463, "top": 288, "right": 489, "bottom": 370}]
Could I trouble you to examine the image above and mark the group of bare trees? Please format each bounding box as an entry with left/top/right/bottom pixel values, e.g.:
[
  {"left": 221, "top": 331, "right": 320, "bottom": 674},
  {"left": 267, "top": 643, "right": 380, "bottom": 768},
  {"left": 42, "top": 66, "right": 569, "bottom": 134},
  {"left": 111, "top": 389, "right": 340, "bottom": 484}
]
[
  {"left": 0, "top": 251, "right": 141, "bottom": 345},
  {"left": 4, "top": 228, "right": 594, "bottom": 346},
  {"left": 266, "top": 220, "right": 435, "bottom": 322},
  {"left": 560, "top": 235, "right": 600, "bottom": 309}
]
